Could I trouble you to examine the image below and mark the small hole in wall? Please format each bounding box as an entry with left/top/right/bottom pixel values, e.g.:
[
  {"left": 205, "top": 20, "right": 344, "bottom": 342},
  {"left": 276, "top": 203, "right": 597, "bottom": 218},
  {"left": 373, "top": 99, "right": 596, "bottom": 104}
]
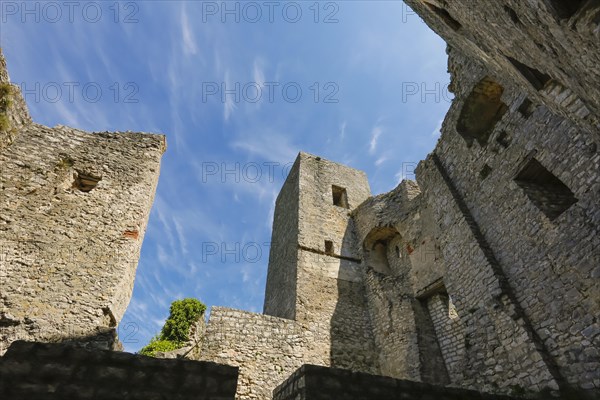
[
  {"left": 480, "top": 164, "right": 492, "bottom": 180},
  {"left": 395, "top": 246, "right": 401, "bottom": 258},
  {"left": 504, "top": 6, "right": 520, "bottom": 24},
  {"left": 518, "top": 98, "right": 536, "bottom": 118},
  {"left": 73, "top": 171, "right": 101, "bottom": 192},
  {"left": 325, "top": 240, "right": 334, "bottom": 255},
  {"left": 496, "top": 131, "right": 511, "bottom": 148}
]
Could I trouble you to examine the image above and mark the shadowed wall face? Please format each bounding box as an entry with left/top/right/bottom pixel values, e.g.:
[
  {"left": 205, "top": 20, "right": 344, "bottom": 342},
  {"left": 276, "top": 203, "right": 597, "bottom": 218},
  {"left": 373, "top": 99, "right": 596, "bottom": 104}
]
[{"left": 0, "top": 341, "right": 238, "bottom": 399}]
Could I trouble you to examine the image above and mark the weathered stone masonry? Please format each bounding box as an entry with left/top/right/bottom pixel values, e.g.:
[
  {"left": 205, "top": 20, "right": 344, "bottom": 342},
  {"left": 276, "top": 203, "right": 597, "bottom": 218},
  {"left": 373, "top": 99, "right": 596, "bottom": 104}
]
[
  {"left": 0, "top": 47, "right": 166, "bottom": 353},
  {"left": 0, "top": 341, "right": 238, "bottom": 400},
  {"left": 193, "top": 2, "right": 600, "bottom": 398},
  {"left": 1, "top": 1, "right": 599, "bottom": 399}
]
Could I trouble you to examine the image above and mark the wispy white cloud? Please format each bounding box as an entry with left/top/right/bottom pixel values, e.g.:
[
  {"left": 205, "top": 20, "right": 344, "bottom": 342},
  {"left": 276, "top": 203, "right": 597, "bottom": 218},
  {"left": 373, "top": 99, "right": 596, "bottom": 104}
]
[
  {"left": 339, "top": 121, "right": 347, "bottom": 140},
  {"left": 157, "top": 244, "right": 169, "bottom": 266},
  {"left": 152, "top": 196, "right": 177, "bottom": 255},
  {"left": 253, "top": 58, "right": 266, "bottom": 87},
  {"left": 369, "top": 125, "right": 383, "bottom": 154},
  {"left": 375, "top": 155, "right": 387, "bottom": 167},
  {"left": 181, "top": 4, "right": 198, "bottom": 56},
  {"left": 173, "top": 217, "right": 188, "bottom": 255},
  {"left": 230, "top": 130, "right": 298, "bottom": 163},
  {"left": 223, "top": 71, "right": 237, "bottom": 122}
]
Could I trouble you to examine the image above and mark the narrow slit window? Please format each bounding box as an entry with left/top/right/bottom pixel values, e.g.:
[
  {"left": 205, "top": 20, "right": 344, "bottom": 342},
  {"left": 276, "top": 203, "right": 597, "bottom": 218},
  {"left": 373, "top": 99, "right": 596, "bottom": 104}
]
[
  {"left": 332, "top": 185, "right": 349, "bottom": 208},
  {"left": 504, "top": 6, "right": 520, "bottom": 24},
  {"left": 514, "top": 158, "right": 578, "bottom": 221},
  {"left": 496, "top": 131, "right": 511, "bottom": 148}
]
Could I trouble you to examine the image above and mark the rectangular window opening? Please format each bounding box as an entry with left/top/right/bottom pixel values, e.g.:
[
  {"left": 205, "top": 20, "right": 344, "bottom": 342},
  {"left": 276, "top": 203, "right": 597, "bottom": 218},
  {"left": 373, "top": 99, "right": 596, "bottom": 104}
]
[
  {"left": 514, "top": 158, "right": 578, "bottom": 221},
  {"left": 332, "top": 185, "right": 349, "bottom": 208}
]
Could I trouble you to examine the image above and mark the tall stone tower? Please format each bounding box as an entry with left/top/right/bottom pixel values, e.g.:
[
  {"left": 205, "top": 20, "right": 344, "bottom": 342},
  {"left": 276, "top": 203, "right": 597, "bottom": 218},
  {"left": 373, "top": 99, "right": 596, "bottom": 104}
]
[{"left": 263, "top": 152, "right": 377, "bottom": 371}]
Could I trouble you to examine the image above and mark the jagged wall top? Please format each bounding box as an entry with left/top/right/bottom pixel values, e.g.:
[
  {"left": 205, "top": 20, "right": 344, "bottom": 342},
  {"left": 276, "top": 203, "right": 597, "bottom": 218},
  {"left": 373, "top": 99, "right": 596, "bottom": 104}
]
[{"left": 0, "top": 49, "right": 166, "bottom": 353}]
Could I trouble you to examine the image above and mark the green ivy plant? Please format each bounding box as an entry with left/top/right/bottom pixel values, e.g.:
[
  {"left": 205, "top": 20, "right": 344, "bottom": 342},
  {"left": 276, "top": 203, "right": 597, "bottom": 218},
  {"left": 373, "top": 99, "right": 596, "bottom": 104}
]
[{"left": 139, "top": 298, "right": 206, "bottom": 357}]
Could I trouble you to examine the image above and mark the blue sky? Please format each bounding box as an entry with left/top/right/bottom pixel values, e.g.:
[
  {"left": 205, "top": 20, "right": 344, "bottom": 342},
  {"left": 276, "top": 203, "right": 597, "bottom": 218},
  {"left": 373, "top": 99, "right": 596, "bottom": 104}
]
[{"left": 1, "top": 0, "right": 451, "bottom": 352}]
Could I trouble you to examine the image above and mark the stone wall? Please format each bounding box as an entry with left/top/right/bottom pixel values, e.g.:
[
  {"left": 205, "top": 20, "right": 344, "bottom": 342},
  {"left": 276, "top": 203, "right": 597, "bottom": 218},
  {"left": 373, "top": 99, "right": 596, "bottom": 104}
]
[
  {"left": 404, "top": 0, "right": 600, "bottom": 136},
  {"left": 426, "top": 293, "right": 466, "bottom": 383},
  {"left": 198, "top": 155, "right": 383, "bottom": 398},
  {"left": 263, "top": 156, "right": 300, "bottom": 320},
  {"left": 0, "top": 340, "right": 238, "bottom": 399},
  {"left": 363, "top": 269, "right": 420, "bottom": 381},
  {"left": 198, "top": 307, "right": 306, "bottom": 400},
  {"left": 273, "top": 364, "right": 519, "bottom": 400},
  {"left": 293, "top": 153, "right": 376, "bottom": 374},
  {"left": 0, "top": 50, "right": 166, "bottom": 353},
  {"left": 414, "top": 41, "right": 599, "bottom": 393},
  {"left": 166, "top": 3, "right": 599, "bottom": 398}
]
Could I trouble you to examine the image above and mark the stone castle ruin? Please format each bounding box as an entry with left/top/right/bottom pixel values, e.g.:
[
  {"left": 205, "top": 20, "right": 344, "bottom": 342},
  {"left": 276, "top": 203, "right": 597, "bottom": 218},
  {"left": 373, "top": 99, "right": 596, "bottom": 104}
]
[{"left": 1, "top": 1, "right": 599, "bottom": 399}]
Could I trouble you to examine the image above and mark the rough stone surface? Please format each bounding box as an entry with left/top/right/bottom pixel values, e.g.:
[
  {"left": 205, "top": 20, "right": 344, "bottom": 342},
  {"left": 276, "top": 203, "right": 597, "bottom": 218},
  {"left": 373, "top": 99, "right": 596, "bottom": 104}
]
[
  {"left": 0, "top": 340, "right": 238, "bottom": 399},
  {"left": 191, "top": 3, "right": 600, "bottom": 397},
  {"left": 273, "top": 364, "right": 520, "bottom": 400},
  {"left": 404, "top": 0, "right": 600, "bottom": 135},
  {"left": 199, "top": 307, "right": 306, "bottom": 400},
  {"left": 195, "top": 136, "right": 598, "bottom": 399},
  {"left": 2, "top": 2, "right": 600, "bottom": 400},
  {"left": 0, "top": 49, "right": 166, "bottom": 353}
]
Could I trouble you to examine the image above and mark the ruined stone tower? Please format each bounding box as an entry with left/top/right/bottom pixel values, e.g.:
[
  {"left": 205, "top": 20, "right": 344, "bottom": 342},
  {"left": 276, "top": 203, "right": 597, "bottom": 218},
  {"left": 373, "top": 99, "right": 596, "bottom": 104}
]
[
  {"left": 0, "top": 48, "right": 166, "bottom": 354},
  {"left": 264, "top": 152, "right": 371, "bottom": 321},
  {"left": 263, "top": 153, "right": 377, "bottom": 370}
]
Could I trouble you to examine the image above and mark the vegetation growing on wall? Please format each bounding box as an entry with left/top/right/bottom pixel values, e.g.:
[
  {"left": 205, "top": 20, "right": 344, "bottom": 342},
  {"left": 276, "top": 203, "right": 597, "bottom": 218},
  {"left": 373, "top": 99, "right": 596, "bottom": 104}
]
[
  {"left": 0, "top": 82, "right": 13, "bottom": 132},
  {"left": 139, "top": 298, "right": 206, "bottom": 357}
]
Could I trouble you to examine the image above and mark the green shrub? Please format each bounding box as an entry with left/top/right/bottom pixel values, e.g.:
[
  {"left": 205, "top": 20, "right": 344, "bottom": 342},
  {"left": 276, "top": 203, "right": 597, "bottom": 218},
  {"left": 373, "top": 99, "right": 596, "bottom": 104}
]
[
  {"left": 138, "top": 336, "right": 181, "bottom": 357},
  {"left": 161, "top": 298, "right": 206, "bottom": 342},
  {"left": 138, "top": 298, "right": 206, "bottom": 357}
]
